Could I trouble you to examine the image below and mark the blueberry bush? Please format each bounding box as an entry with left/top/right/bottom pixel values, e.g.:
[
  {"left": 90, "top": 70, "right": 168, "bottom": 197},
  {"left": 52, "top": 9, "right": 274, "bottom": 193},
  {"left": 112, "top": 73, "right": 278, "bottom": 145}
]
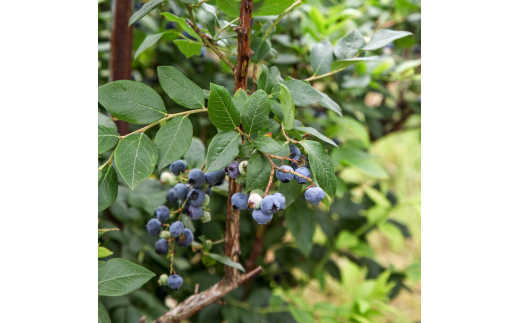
[{"left": 98, "top": 0, "right": 421, "bottom": 322}]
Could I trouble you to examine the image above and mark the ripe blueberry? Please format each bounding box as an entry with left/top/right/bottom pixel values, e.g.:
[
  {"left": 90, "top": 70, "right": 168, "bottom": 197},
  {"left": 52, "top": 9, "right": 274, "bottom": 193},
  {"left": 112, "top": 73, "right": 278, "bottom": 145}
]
[
  {"left": 155, "top": 205, "right": 170, "bottom": 223},
  {"left": 165, "top": 21, "right": 176, "bottom": 30},
  {"left": 205, "top": 169, "right": 226, "bottom": 186},
  {"left": 188, "top": 169, "right": 205, "bottom": 188},
  {"left": 248, "top": 193, "right": 262, "bottom": 209},
  {"left": 170, "top": 160, "right": 187, "bottom": 175},
  {"left": 260, "top": 195, "right": 281, "bottom": 215},
  {"left": 205, "top": 187, "right": 213, "bottom": 195},
  {"left": 187, "top": 188, "right": 205, "bottom": 206},
  {"left": 187, "top": 205, "right": 203, "bottom": 220},
  {"left": 305, "top": 187, "right": 325, "bottom": 205},
  {"left": 146, "top": 218, "right": 162, "bottom": 236},
  {"left": 252, "top": 209, "right": 273, "bottom": 225},
  {"left": 273, "top": 192, "right": 286, "bottom": 210},
  {"left": 169, "top": 221, "right": 184, "bottom": 237},
  {"left": 181, "top": 30, "right": 197, "bottom": 41},
  {"left": 200, "top": 46, "right": 207, "bottom": 58},
  {"left": 276, "top": 165, "right": 294, "bottom": 183},
  {"left": 173, "top": 183, "right": 189, "bottom": 200},
  {"left": 239, "top": 161, "right": 248, "bottom": 175},
  {"left": 289, "top": 144, "right": 301, "bottom": 159},
  {"left": 294, "top": 167, "right": 311, "bottom": 184},
  {"left": 291, "top": 154, "right": 309, "bottom": 169},
  {"left": 167, "top": 274, "right": 183, "bottom": 290},
  {"left": 231, "top": 193, "right": 248, "bottom": 210},
  {"left": 155, "top": 238, "right": 169, "bottom": 255},
  {"left": 226, "top": 161, "right": 240, "bottom": 178},
  {"left": 176, "top": 228, "right": 194, "bottom": 247},
  {"left": 166, "top": 189, "right": 179, "bottom": 205}
]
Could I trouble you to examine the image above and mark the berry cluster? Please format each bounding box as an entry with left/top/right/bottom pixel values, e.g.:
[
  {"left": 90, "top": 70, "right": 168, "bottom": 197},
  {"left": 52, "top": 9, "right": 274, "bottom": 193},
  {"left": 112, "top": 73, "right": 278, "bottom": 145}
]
[{"left": 230, "top": 144, "right": 326, "bottom": 225}]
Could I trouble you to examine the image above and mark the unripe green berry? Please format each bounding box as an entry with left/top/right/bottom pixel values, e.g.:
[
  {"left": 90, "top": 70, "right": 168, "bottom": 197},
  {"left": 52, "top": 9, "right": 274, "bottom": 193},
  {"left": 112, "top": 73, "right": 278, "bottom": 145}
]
[
  {"left": 168, "top": 174, "right": 177, "bottom": 185},
  {"left": 202, "top": 194, "right": 210, "bottom": 207},
  {"left": 159, "top": 231, "right": 171, "bottom": 239},
  {"left": 239, "top": 160, "right": 248, "bottom": 175},
  {"left": 201, "top": 211, "right": 211, "bottom": 223},
  {"left": 248, "top": 193, "right": 263, "bottom": 209},
  {"left": 159, "top": 274, "right": 168, "bottom": 286},
  {"left": 160, "top": 172, "right": 173, "bottom": 184}
]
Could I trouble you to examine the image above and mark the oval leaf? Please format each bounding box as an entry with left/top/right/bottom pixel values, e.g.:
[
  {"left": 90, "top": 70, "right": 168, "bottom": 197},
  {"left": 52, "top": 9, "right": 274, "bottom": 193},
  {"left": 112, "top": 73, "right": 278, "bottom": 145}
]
[
  {"left": 98, "top": 258, "right": 155, "bottom": 296},
  {"left": 98, "top": 301, "right": 111, "bottom": 323},
  {"left": 242, "top": 90, "right": 270, "bottom": 135},
  {"left": 155, "top": 116, "right": 193, "bottom": 170},
  {"left": 98, "top": 164, "right": 118, "bottom": 211},
  {"left": 334, "top": 30, "right": 366, "bottom": 59},
  {"left": 115, "top": 133, "right": 158, "bottom": 190},
  {"left": 208, "top": 83, "right": 241, "bottom": 131},
  {"left": 293, "top": 126, "right": 338, "bottom": 147},
  {"left": 128, "top": 0, "right": 164, "bottom": 25},
  {"left": 206, "top": 131, "right": 241, "bottom": 172},
  {"left": 206, "top": 253, "right": 245, "bottom": 272},
  {"left": 253, "top": 136, "right": 281, "bottom": 154},
  {"left": 282, "top": 80, "right": 322, "bottom": 107},
  {"left": 279, "top": 84, "right": 295, "bottom": 130},
  {"left": 300, "top": 140, "right": 336, "bottom": 198},
  {"left": 310, "top": 40, "right": 334, "bottom": 75},
  {"left": 362, "top": 29, "right": 413, "bottom": 51},
  {"left": 98, "top": 81, "right": 167, "bottom": 124},
  {"left": 158, "top": 66, "right": 205, "bottom": 110},
  {"left": 98, "top": 125, "right": 120, "bottom": 154}
]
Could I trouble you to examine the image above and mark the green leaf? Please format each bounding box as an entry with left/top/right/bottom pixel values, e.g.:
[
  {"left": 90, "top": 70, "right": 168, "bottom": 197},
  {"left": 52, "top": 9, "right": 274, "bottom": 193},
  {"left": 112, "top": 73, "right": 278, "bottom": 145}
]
[
  {"left": 334, "top": 30, "right": 366, "bottom": 59},
  {"left": 206, "top": 253, "right": 245, "bottom": 272},
  {"left": 269, "top": 99, "right": 284, "bottom": 120},
  {"left": 98, "top": 112, "right": 117, "bottom": 128},
  {"left": 98, "top": 165, "right": 118, "bottom": 211},
  {"left": 202, "top": 255, "right": 217, "bottom": 267},
  {"left": 128, "top": 0, "right": 164, "bottom": 26},
  {"left": 173, "top": 39, "right": 203, "bottom": 58},
  {"left": 253, "top": 136, "right": 281, "bottom": 154},
  {"left": 300, "top": 140, "right": 336, "bottom": 198},
  {"left": 242, "top": 90, "right": 270, "bottom": 135},
  {"left": 98, "top": 258, "right": 155, "bottom": 296},
  {"left": 157, "top": 66, "right": 205, "bottom": 110},
  {"left": 98, "top": 301, "right": 111, "bottom": 323},
  {"left": 279, "top": 84, "right": 295, "bottom": 130},
  {"left": 278, "top": 180, "right": 302, "bottom": 208},
  {"left": 233, "top": 88, "right": 249, "bottom": 112},
  {"left": 161, "top": 12, "right": 201, "bottom": 41},
  {"left": 98, "top": 81, "right": 166, "bottom": 124},
  {"left": 310, "top": 40, "right": 333, "bottom": 75},
  {"left": 331, "top": 147, "right": 388, "bottom": 179},
  {"left": 318, "top": 93, "right": 342, "bottom": 116},
  {"left": 257, "top": 65, "right": 275, "bottom": 93},
  {"left": 288, "top": 306, "right": 314, "bottom": 323},
  {"left": 98, "top": 246, "right": 113, "bottom": 258},
  {"left": 246, "top": 151, "right": 278, "bottom": 191},
  {"left": 331, "top": 56, "right": 380, "bottom": 71},
  {"left": 293, "top": 126, "right": 338, "bottom": 147},
  {"left": 285, "top": 202, "right": 314, "bottom": 257},
  {"left": 114, "top": 133, "right": 158, "bottom": 190},
  {"left": 135, "top": 32, "right": 171, "bottom": 59},
  {"left": 363, "top": 29, "right": 413, "bottom": 51},
  {"left": 98, "top": 125, "right": 120, "bottom": 154},
  {"left": 184, "top": 137, "right": 206, "bottom": 169},
  {"left": 216, "top": 0, "right": 240, "bottom": 17},
  {"left": 282, "top": 79, "right": 322, "bottom": 107},
  {"left": 208, "top": 83, "right": 241, "bottom": 131},
  {"left": 251, "top": 37, "right": 271, "bottom": 64},
  {"left": 206, "top": 131, "right": 241, "bottom": 172},
  {"left": 217, "top": 0, "right": 295, "bottom": 17},
  {"left": 155, "top": 116, "right": 193, "bottom": 170}
]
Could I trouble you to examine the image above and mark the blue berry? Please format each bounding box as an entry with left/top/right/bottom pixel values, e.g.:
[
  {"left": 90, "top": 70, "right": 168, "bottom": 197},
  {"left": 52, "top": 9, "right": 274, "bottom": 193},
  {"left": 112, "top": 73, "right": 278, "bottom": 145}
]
[
  {"left": 181, "top": 30, "right": 197, "bottom": 41},
  {"left": 205, "top": 187, "right": 213, "bottom": 195},
  {"left": 146, "top": 218, "right": 162, "bottom": 236},
  {"left": 226, "top": 161, "right": 240, "bottom": 178},
  {"left": 187, "top": 188, "right": 205, "bottom": 206},
  {"left": 165, "top": 21, "right": 176, "bottom": 30},
  {"left": 291, "top": 154, "right": 309, "bottom": 169},
  {"left": 205, "top": 170, "right": 226, "bottom": 186},
  {"left": 176, "top": 228, "right": 194, "bottom": 247},
  {"left": 155, "top": 239, "right": 169, "bottom": 255},
  {"left": 166, "top": 189, "right": 179, "bottom": 205},
  {"left": 260, "top": 195, "right": 281, "bottom": 215},
  {"left": 170, "top": 160, "right": 187, "bottom": 175},
  {"left": 273, "top": 193, "right": 285, "bottom": 210},
  {"left": 231, "top": 193, "right": 249, "bottom": 210},
  {"left": 305, "top": 187, "right": 325, "bottom": 205},
  {"left": 169, "top": 221, "right": 184, "bottom": 237},
  {"left": 173, "top": 183, "right": 189, "bottom": 200},
  {"left": 294, "top": 167, "right": 311, "bottom": 184},
  {"left": 200, "top": 46, "right": 206, "bottom": 58},
  {"left": 188, "top": 169, "right": 205, "bottom": 188},
  {"left": 187, "top": 205, "right": 203, "bottom": 220},
  {"left": 252, "top": 209, "right": 273, "bottom": 225},
  {"left": 289, "top": 144, "right": 301, "bottom": 159},
  {"left": 155, "top": 205, "right": 170, "bottom": 223},
  {"left": 167, "top": 274, "right": 183, "bottom": 290},
  {"left": 276, "top": 165, "right": 294, "bottom": 183}
]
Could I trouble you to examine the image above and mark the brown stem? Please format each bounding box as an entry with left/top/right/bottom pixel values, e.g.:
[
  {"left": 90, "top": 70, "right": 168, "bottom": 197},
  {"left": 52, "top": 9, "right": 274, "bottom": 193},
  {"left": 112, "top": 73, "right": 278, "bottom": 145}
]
[
  {"left": 233, "top": 0, "right": 254, "bottom": 91},
  {"left": 224, "top": 177, "right": 242, "bottom": 283}
]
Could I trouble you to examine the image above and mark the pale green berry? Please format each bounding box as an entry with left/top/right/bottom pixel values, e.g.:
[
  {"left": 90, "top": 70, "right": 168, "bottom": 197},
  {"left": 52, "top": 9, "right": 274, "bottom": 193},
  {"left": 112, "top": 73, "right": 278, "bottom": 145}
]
[
  {"left": 202, "top": 194, "right": 210, "bottom": 207},
  {"left": 168, "top": 174, "right": 177, "bottom": 185},
  {"left": 248, "top": 193, "right": 263, "bottom": 209},
  {"left": 201, "top": 211, "right": 211, "bottom": 223},
  {"left": 159, "top": 274, "right": 168, "bottom": 286},
  {"left": 160, "top": 172, "right": 173, "bottom": 184},
  {"left": 159, "top": 231, "right": 171, "bottom": 239},
  {"left": 239, "top": 160, "right": 248, "bottom": 175}
]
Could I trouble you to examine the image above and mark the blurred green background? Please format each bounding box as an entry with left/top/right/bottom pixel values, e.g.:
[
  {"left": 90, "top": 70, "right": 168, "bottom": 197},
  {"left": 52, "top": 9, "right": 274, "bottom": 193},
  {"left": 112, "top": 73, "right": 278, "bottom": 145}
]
[{"left": 98, "top": 0, "right": 421, "bottom": 322}]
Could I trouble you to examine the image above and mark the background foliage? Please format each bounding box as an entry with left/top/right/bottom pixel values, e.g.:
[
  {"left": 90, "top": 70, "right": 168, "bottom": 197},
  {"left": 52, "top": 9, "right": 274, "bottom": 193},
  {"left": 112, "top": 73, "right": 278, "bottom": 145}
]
[{"left": 98, "top": 0, "right": 421, "bottom": 322}]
